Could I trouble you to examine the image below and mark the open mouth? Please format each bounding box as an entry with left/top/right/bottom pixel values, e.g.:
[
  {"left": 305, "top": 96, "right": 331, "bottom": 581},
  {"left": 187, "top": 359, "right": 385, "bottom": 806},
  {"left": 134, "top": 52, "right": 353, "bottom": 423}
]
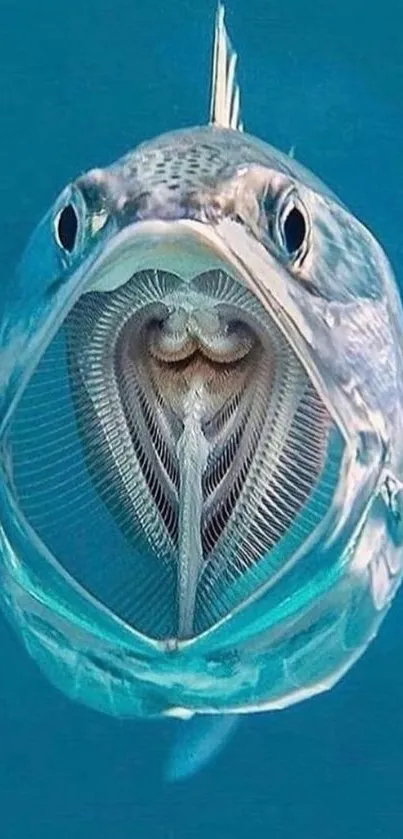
[{"left": 7, "top": 257, "right": 342, "bottom": 642}]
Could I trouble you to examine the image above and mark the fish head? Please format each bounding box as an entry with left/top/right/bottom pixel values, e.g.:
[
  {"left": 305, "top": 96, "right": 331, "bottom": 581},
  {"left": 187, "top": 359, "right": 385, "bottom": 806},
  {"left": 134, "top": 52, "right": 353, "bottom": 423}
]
[{"left": 1, "top": 5, "right": 403, "bottom": 717}]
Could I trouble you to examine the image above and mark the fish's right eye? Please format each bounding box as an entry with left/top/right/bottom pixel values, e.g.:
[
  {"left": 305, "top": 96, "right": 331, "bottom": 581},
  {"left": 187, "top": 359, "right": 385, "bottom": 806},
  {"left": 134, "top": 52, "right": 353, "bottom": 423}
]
[{"left": 54, "top": 203, "right": 79, "bottom": 253}]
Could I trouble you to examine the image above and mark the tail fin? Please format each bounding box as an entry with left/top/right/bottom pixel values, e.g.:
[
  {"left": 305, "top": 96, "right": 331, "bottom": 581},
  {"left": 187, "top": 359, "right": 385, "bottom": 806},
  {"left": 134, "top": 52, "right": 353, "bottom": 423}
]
[{"left": 209, "top": 4, "right": 243, "bottom": 131}]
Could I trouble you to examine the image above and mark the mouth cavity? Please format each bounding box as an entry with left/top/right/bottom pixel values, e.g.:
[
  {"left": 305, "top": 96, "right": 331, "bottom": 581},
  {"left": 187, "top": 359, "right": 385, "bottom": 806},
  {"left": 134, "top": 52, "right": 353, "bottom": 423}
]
[{"left": 8, "top": 268, "right": 341, "bottom": 641}]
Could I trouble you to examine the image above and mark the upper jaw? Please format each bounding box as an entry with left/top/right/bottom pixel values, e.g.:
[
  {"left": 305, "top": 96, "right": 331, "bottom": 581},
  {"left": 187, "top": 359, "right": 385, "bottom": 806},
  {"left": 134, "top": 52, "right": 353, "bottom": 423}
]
[{"left": 83, "top": 219, "right": 243, "bottom": 294}]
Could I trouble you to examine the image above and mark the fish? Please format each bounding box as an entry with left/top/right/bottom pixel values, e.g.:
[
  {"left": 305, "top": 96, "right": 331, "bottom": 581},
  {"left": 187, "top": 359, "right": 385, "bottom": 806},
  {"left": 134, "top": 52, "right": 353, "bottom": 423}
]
[{"left": 1, "top": 3, "right": 403, "bottom": 781}]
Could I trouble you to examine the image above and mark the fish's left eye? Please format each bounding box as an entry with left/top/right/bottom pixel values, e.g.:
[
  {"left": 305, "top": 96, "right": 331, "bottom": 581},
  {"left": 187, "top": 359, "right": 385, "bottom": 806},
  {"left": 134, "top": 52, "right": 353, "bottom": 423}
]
[
  {"left": 267, "top": 190, "right": 310, "bottom": 265},
  {"left": 282, "top": 205, "right": 306, "bottom": 254},
  {"left": 54, "top": 203, "right": 79, "bottom": 253}
]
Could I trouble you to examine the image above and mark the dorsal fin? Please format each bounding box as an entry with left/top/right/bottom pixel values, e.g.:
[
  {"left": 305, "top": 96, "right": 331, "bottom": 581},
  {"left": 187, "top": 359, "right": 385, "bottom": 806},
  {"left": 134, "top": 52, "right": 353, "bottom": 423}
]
[{"left": 209, "top": 3, "right": 243, "bottom": 131}]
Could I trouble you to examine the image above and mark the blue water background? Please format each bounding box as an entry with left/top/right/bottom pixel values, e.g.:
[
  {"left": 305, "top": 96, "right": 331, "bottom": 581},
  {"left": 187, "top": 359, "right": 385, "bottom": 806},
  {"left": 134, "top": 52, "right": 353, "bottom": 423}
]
[{"left": 1, "top": 0, "right": 403, "bottom": 836}]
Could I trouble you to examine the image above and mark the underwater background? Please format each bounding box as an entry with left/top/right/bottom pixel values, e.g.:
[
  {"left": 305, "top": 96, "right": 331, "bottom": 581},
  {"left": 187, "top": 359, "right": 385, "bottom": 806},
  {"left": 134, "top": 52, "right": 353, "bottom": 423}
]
[{"left": 1, "top": 0, "right": 403, "bottom": 836}]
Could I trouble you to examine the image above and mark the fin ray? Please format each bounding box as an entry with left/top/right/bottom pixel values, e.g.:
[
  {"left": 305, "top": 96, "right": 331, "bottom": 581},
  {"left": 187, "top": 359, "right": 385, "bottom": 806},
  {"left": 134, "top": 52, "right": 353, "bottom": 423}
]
[{"left": 209, "top": 3, "right": 243, "bottom": 131}]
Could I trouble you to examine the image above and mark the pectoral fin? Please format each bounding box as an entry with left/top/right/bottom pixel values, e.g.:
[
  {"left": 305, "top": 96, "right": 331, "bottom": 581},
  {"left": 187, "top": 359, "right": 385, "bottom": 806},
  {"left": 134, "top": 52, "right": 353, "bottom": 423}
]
[{"left": 165, "top": 713, "right": 240, "bottom": 783}]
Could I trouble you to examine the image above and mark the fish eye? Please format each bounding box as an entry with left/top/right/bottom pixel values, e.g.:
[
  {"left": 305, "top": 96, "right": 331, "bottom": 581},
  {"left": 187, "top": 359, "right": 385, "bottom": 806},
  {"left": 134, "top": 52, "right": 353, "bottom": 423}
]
[
  {"left": 263, "top": 189, "right": 310, "bottom": 264},
  {"left": 282, "top": 205, "right": 307, "bottom": 255},
  {"left": 54, "top": 203, "right": 79, "bottom": 253}
]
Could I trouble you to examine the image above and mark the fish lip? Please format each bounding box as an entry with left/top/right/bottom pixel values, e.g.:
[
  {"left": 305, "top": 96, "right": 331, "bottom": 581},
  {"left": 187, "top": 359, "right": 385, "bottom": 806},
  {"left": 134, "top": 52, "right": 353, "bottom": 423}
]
[{"left": 82, "top": 218, "right": 249, "bottom": 294}]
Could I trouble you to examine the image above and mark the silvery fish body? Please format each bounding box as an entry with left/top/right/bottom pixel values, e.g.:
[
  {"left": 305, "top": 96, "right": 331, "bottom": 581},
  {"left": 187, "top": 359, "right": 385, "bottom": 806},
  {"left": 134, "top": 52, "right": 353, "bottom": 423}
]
[{"left": 1, "top": 5, "right": 403, "bottom": 729}]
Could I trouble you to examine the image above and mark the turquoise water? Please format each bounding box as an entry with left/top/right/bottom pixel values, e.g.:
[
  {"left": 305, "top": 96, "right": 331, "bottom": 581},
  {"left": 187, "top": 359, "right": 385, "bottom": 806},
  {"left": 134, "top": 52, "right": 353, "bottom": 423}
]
[{"left": 1, "top": 0, "right": 403, "bottom": 836}]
